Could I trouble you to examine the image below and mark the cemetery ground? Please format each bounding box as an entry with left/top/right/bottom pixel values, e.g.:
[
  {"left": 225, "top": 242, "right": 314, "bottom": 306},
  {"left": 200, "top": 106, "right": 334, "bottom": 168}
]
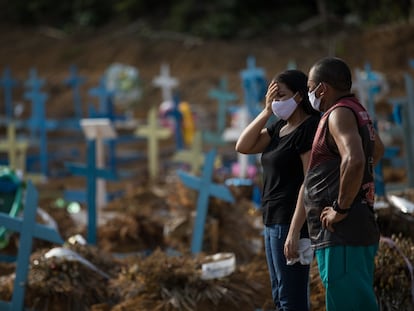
[{"left": 0, "top": 22, "right": 414, "bottom": 310}]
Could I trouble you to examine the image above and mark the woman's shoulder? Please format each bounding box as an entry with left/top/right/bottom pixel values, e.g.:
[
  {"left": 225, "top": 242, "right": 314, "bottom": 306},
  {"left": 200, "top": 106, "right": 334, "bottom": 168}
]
[
  {"left": 303, "top": 114, "right": 320, "bottom": 129},
  {"left": 268, "top": 118, "right": 286, "bottom": 131},
  {"left": 296, "top": 114, "right": 319, "bottom": 129}
]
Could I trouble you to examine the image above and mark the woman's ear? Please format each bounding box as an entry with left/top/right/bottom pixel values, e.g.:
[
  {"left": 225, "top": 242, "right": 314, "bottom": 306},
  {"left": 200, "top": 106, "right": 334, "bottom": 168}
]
[{"left": 294, "top": 92, "right": 303, "bottom": 104}]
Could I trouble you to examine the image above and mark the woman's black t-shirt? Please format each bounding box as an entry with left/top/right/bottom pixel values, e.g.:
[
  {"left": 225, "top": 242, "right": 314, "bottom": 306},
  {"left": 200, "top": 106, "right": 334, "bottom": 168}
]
[{"left": 260, "top": 115, "right": 319, "bottom": 226}]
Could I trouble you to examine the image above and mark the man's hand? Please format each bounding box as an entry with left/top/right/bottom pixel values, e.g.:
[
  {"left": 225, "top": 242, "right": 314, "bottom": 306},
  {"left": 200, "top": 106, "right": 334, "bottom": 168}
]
[{"left": 320, "top": 206, "right": 347, "bottom": 232}]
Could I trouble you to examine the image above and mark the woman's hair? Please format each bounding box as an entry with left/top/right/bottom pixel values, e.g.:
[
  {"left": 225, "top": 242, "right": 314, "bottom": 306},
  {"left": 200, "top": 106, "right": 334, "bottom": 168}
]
[
  {"left": 274, "top": 69, "right": 319, "bottom": 116},
  {"left": 311, "top": 57, "right": 352, "bottom": 92}
]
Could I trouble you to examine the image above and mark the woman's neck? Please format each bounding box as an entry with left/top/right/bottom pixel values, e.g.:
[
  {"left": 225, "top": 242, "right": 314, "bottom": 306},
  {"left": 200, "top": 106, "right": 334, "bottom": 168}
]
[{"left": 287, "top": 108, "right": 309, "bottom": 127}]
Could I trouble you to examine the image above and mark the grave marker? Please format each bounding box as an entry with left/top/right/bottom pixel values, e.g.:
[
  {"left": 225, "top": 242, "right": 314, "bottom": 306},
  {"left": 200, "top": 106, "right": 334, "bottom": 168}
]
[
  {"left": 403, "top": 73, "right": 414, "bottom": 187},
  {"left": 65, "top": 139, "right": 117, "bottom": 244},
  {"left": 0, "top": 122, "right": 28, "bottom": 174},
  {"left": 23, "top": 89, "right": 48, "bottom": 178},
  {"left": 88, "top": 77, "right": 116, "bottom": 120},
  {"left": 353, "top": 64, "right": 388, "bottom": 195},
  {"left": 0, "top": 67, "right": 19, "bottom": 120},
  {"left": 203, "top": 131, "right": 228, "bottom": 147},
  {"left": 208, "top": 77, "right": 238, "bottom": 134},
  {"left": 0, "top": 181, "right": 63, "bottom": 311},
  {"left": 172, "top": 130, "right": 204, "bottom": 174},
  {"left": 286, "top": 59, "right": 297, "bottom": 70},
  {"left": 204, "top": 77, "right": 237, "bottom": 147},
  {"left": 80, "top": 118, "right": 117, "bottom": 208},
  {"left": 152, "top": 63, "right": 178, "bottom": 102},
  {"left": 166, "top": 95, "right": 184, "bottom": 150},
  {"left": 240, "top": 56, "right": 267, "bottom": 118},
  {"left": 24, "top": 68, "right": 45, "bottom": 92},
  {"left": 353, "top": 63, "right": 388, "bottom": 117},
  {"left": 223, "top": 107, "right": 251, "bottom": 179},
  {"left": 135, "top": 106, "right": 171, "bottom": 180},
  {"left": 22, "top": 81, "right": 80, "bottom": 177},
  {"left": 64, "top": 65, "right": 86, "bottom": 119},
  {"left": 177, "top": 149, "right": 235, "bottom": 254}
]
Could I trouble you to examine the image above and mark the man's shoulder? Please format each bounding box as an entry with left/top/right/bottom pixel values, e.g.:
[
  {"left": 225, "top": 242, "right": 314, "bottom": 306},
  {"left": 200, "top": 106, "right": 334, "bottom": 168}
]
[{"left": 335, "top": 95, "right": 365, "bottom": 110}]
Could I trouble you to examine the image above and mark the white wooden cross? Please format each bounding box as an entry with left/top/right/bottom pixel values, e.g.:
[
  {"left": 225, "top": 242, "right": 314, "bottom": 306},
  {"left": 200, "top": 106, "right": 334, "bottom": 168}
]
[
  {"left": 152, "top": 63, "right": 179, "bottom": 102},
  {"left": 80, "top": 118, "right": 117, "bottom": 208},
  {"left": 223, "top": 106, "right": 250, "bottom": 178},
  {"left": 135, "top": 106, "right": 171, "bottom": 180}
]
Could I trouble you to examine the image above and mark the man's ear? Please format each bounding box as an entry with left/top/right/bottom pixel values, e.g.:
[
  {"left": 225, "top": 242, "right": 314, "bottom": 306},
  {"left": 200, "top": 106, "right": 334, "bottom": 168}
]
[{"left": 319, "top": 82, "right": 327, "bottom": 96}]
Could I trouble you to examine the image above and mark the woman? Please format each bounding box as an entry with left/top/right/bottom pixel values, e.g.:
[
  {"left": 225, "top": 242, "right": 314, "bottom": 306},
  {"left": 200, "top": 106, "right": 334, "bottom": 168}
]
[{"left": 235, "top": 69, "right": 320, "bottom": 310}]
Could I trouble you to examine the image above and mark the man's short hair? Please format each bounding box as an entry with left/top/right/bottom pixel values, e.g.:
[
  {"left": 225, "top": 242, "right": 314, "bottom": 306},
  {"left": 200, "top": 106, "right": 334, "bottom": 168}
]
[{"left": 312, "top": 57, "right": 352, "bottom": 92}]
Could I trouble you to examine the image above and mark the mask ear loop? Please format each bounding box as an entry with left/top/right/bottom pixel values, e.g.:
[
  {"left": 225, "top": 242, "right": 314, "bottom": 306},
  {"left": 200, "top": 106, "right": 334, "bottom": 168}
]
[
  {"left": 292, "top": 91, "right": 301, "bottom": 104},
  {"left": 313, "top": 83, "right": 322, "bottom": 94},
  {"left": 310, "top": 83, "right": 323, "bottom": 102}
]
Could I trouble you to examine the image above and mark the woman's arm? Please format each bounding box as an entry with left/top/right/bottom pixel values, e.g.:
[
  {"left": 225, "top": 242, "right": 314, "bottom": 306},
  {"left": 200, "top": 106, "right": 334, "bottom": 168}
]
[
  {"left": 235, "top": 81, "right": 278, "bottom": 154},
  {"left": 284, "top": 150, "right": 311, "bottom": 260}
]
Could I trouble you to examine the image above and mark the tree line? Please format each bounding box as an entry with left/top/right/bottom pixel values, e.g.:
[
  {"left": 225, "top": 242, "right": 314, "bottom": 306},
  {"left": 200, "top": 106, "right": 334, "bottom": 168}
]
[{"left": 0, "top": 0, "right": 412, "bottom": 38}]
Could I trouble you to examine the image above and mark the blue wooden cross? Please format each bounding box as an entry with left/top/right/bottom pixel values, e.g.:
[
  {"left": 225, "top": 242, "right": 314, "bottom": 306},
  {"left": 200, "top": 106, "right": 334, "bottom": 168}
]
[
  {"left": 208, "top": 77, "right": 238, "bottom": 134},
  {"left": 240, "top": 56, "right": 267, "bottom": 118},
  {"left": 388, "top": 96, "right": 405, "bottom": 125},
  {"left": 0, "top": 67, "right": 19, "bottom": 120},
  {"left": 23, "top": 89, "right": 49, "bottom": 177},
  {"left": 65, "top": 139, "right": 117, "bottom": 245},
  {"left": 363, "top": 63, "right": 383, "bottom": 117},
  {"left": 409, "top": 58, "right": 414, "bottom": 69},
  {"left": 403, "top": 73, "right": 414, "bottom": 188},
  {"left": 353, "top": 63, "right": 387, "bottom": 196},
  {"left": 0, "top": 180, "right": 63, "bottom": 311},
  {"left": 88, "top": 77, "right": 116, "bottom": 121},
  {"left": 286, "top": 59, "right": 297, "bottom": 70},
  {"left": 177, "top": 149, "right": 235, "bottom": 254},
  {"left": 204, "top": 77, "right": 238, "bottom": 146},
  {"left": 64, "top": 64, "right": 86, "bottom": 119},
  {"left": 24, "top": 68, "right": 45, "bottom": 92},
  {"left": 166, "top": 93, "right": 184, "bottom": 150}
]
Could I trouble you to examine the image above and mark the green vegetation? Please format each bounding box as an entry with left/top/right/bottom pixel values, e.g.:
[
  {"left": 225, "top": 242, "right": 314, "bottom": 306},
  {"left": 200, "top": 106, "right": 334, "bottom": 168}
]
[{"left": 0, "top": 0, "right": 411, "bottom": 38}]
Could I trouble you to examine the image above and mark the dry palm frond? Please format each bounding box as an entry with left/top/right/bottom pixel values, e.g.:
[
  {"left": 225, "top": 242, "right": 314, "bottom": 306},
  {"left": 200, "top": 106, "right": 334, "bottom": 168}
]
[{"left": 110, "top": 249, "right": 270, "bottom": 311}]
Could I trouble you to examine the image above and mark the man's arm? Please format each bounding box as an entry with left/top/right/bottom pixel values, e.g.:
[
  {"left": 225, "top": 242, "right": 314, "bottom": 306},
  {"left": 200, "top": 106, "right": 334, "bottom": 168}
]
[
  {"left": 320, "top": 107, "right": 365, "bottom": 231},
  {"left": 329, "top": 107, "right": 366, "bottom": 210}
]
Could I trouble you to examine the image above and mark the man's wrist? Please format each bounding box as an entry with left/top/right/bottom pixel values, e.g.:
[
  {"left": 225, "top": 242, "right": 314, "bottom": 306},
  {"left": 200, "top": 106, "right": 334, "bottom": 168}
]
[{"left": 332, "top": 200, "right": 350, "bottom": 214}]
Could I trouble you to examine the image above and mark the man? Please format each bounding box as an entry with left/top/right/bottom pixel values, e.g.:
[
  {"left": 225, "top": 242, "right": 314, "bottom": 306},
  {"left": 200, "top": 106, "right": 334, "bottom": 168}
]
[{"left": 284, "top": 57, "right": 384, "bottom": 310}]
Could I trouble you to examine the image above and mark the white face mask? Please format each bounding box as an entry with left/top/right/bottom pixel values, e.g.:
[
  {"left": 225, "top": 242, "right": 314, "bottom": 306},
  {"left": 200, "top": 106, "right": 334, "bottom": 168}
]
[
  {"left": 271, "top": 94, "right": 298, "bottom": 120},
  {"left": 308, "top": 83, "right": 322, "bottom": 111}
]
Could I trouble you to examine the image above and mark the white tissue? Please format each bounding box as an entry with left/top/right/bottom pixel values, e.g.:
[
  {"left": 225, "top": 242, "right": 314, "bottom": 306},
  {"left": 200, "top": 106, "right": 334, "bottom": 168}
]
[{"left": 286, "top": 238, "right": 313, "bottom": 265}]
